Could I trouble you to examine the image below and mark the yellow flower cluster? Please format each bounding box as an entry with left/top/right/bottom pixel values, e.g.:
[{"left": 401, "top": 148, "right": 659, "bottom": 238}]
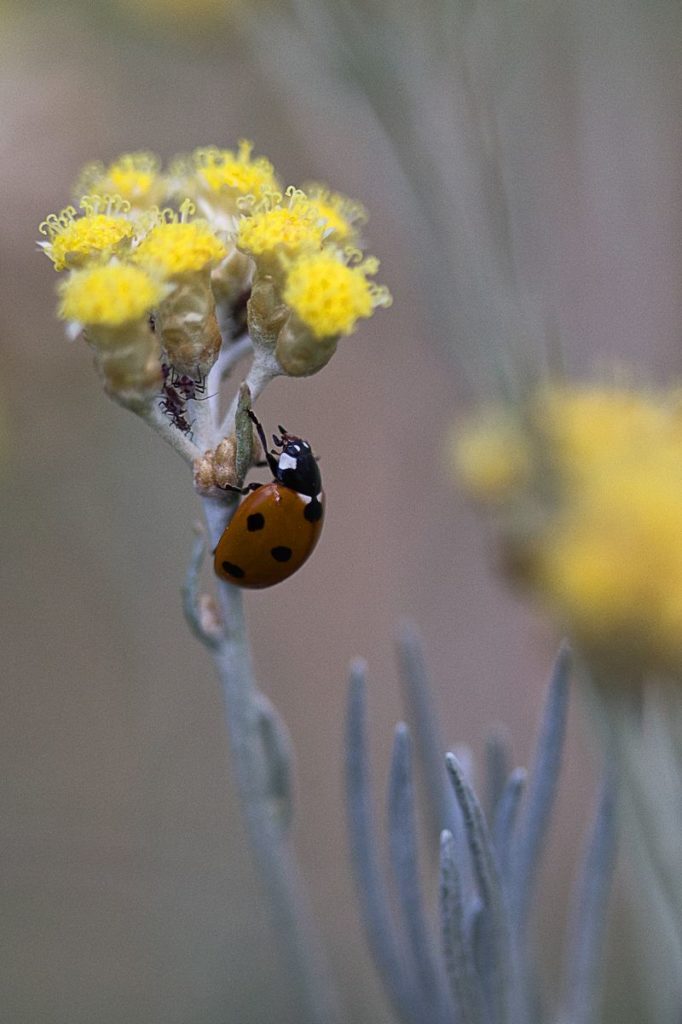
[
  {"left": 456, "top": 384, "right": 682, "bottom": 678},
  {"left": 39, "top": 139, "right": 391, "bottom": 397},
  {"left": 234, "top": 186, "right": 389, "bottom": 363}
]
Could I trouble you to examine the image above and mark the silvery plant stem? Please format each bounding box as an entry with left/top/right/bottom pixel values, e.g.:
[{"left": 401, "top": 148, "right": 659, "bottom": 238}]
[{"left": 200, "top": 496, "right": 337, "bottom": 1024}]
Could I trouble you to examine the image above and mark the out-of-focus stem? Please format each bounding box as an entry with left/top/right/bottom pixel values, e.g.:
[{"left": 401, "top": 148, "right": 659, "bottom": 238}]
[{"left": 218, "top": 335, "right": 252, "bottom": 380}]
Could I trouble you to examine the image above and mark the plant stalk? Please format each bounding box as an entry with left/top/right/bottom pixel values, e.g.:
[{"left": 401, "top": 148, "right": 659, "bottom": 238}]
[{"left": 202, "top": 497, "right": 337, "bottom": 1024}]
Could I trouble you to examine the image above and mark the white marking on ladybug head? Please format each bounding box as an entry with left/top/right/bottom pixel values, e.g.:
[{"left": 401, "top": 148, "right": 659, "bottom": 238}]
[{"left": 279, "top": 452, "right": 298, "bottom": 472}]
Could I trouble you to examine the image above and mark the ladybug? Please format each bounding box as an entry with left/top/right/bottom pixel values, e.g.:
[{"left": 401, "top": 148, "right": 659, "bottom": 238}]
[{"left": 214, "top": 409, "right": 324, "bottom": 589}]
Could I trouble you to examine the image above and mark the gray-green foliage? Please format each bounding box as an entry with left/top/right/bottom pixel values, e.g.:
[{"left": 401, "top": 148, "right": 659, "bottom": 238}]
[{"left": 346, "top": 637, "right": 618, "bottom": 1024}]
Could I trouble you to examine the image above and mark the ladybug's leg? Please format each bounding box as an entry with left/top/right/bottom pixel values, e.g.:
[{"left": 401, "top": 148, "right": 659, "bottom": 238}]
[
  {"left": 248, "top": 409, "right": 279, "bottom": 476},
  {"left": 221, "top": 481, "right": 264, "bottom": 495}
]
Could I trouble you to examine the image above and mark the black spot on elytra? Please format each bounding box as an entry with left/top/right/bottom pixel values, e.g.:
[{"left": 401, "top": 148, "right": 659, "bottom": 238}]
[
  {"left": 271, "top": 546, "right": 293, "bottom": 562},
  {"left": 304, "top": 499, "right": 322, "bottom": 523},
  {"left": 247, "top": 512, "right": 265, "bottom": 531},
  {"left": 222, "top": 560, "right": 246, "bottom": 579}
]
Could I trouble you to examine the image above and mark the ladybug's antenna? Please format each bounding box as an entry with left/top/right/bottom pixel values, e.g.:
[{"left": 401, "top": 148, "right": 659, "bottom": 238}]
[{"left": 271, "top": 424, "right": 289, "bottom": 447}]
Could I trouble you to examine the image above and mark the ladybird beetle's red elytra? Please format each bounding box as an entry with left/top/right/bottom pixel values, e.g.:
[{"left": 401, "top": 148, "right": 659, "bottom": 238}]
[{"left": 213, "top": 409, "right": 324, "bottom": 589}]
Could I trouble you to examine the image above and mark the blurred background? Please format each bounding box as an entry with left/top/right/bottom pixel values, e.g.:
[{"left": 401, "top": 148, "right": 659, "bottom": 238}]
[{"left": 3, "top": 1, "right": 682, "bottom": 1021}]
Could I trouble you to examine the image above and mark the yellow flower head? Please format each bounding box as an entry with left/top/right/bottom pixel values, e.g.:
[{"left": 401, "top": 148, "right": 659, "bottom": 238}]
[
  {"left": 282, "top": 249, "right": 391, "bottom": 339},
  {"left": 236, "top": 188, "right": 327, "bottom": 265},
  {"left": 175, "top": 140, "right": 279, "bottom": 207},
  {"left": 58, "top": 263, "right": 166, "bottom": 328},
  {"left": 38, "top": 196, "right": 134, "bottom": 271},
  {"left": 304, "top": 184, "right": 367, "bottom": 244},
  {"left": 457, "top": 382, "right": 682, "bottom": 678},
  {"left": 74, "top": 153, "right": 166, "bottom": 209},
  {"left": 133, "top": 202, "right": 227, "bottom": 278}
]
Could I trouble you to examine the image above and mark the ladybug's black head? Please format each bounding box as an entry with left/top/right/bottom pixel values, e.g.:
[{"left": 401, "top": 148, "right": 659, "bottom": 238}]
[{"left": 274, "top": 433, "right": 321, "bottom": 497}]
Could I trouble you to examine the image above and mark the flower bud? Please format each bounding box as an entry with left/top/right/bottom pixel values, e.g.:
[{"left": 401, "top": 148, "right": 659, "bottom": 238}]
[
  {"left": 133, "top": 205, "right": 227, "bottom": 376},
  {"left": 246, "top": 275, "right": 289, "bottom": 355},
  {"left": 275, "top": 320, "right": 338, "bottom": 377},
  {"left": 91, "top": 322, "right": 164, "bottom": 406},
  {"left": 155, "top": 276, "right": 222, "bottom": 377},
  {"left": 58, "top": 263, "right": 166, "bottom": 408}
]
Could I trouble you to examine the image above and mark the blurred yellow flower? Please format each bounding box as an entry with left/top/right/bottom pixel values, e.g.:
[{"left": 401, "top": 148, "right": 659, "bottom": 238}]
[
  {"left": 304, "top": 184, "right": 367, "bottom": 245},
  {"left": 171, "top": 141, "right": 279, "bottom": 221},
  {"left": 169, "top": 142, "right": 279, "bottom": 236},
  {"left": 454, "top": 413, "right": 531, "bottom": 502},
  {"left": 114, "top": 0, "right": 231, "bottom": 33},
  {"left": 456, "top": 383, "right": 682, "bottom": 678},
  {"left": 74, "top": 154, "right": 166, "bottom": 210}
]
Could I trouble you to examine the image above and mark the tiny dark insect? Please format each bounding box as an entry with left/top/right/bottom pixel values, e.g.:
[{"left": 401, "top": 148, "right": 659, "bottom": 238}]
[
  {"left": 159, "top": 363, "right": 207, "bottom": 435},
  {"left": 171, "top": 369, "right": 207, "bottom": 401}
]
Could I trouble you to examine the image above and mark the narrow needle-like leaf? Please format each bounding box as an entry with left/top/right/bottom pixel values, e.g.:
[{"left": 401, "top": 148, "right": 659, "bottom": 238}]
[
  {"left": 446, "top": 752, "right": 511, "bottom": 1024},
  {"left": 397, "top": 621, "right": 458, "bottom": 838},
  {"left": 561, "top": 775, "right": 618, "bottom": 1024},
  {"left": 345, "top": 661, "right": 420, "bottom": 1024},
  {"left": 440, "top": 829, "right": 484, "bottom": 1024},
  {"left": 493, "top": 769, "right": 527, "bottom": 883},
  {"left": 485, "top": 728, "right": 513, "bottom": 823},
  {"left": 388, "top": 724, "right": 455, "bottom": 1023},
  {"left": 510, "top": 643, "right": 571, "bottom": 935}
]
